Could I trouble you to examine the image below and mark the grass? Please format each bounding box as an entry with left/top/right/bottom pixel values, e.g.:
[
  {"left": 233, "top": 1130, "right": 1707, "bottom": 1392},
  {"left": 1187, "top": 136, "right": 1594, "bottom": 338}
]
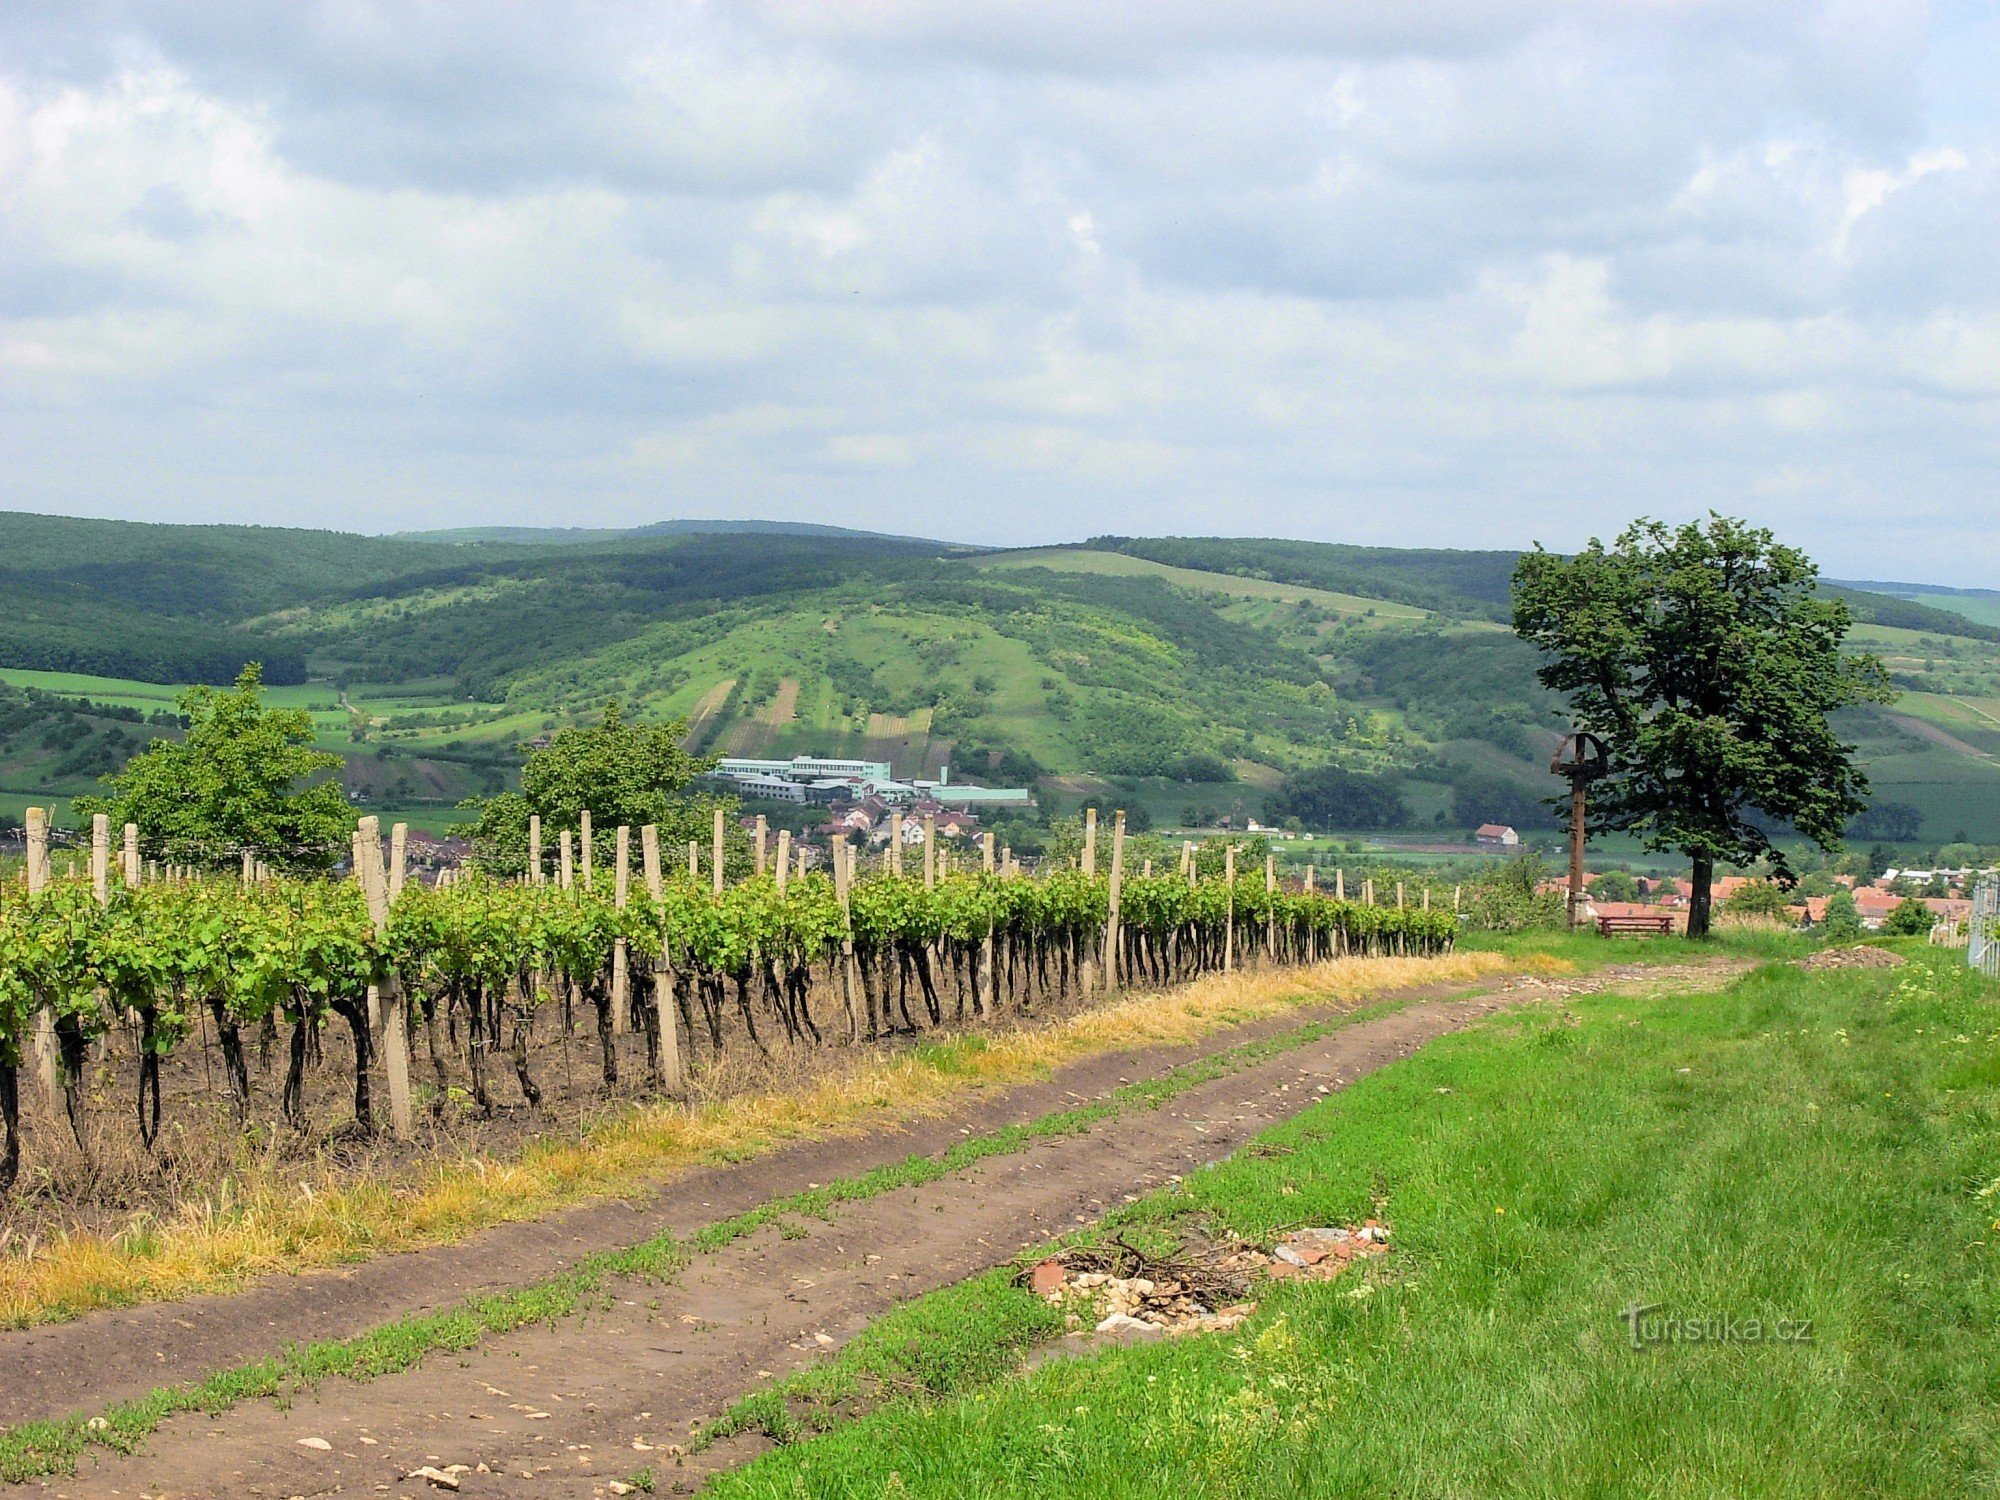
[
  {"left": 0, "top": 960, "right": 1520, "bottom": 1481},
  {"left": 0, "top": 952, "right": 1533, "bottom": 1332},
  {"left": 703, "top": 942, "right": 2000, "bottom": 1499}
]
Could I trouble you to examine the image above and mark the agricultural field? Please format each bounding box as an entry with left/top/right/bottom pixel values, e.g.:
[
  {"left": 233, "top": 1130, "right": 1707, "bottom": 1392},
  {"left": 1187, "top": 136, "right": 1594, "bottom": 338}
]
[{"left": 6, "top": 917, "right": 1990, "bottom": 1495}]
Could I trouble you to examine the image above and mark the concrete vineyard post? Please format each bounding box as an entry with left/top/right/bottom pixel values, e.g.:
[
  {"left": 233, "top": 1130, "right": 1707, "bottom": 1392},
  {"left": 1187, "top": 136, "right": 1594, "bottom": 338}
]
[
  {"left": 356, "top": 816, "right": 412, "bottom": 1138},
  {"left": 833, "top": 834, "right": 860, "bottom": 1042},
  {"left": 688, "top": 841, "right": 699, "bottom": 881},
  {"left": 1264, "top": 854, "right": 1276, "bottom": 967},
  {"left": 389, "top": 823, "right": 408, "bottom": 902},
  {"left": 91, "top": 814, "right": 110, "bottom": 906},
  {"left": 241, "top": 850, "right": 254, "bottom": 887},
  {"left": 26, "top": 808, "right": 58, "bottom": 1107},
  {"left": 923, "top": 815, "right": 936, "bottom": 889},
  {"left": 580, "top": 809, "right": 593, "bottom": 891},
  {"left": 122, "top": 822, "right": 140, "bottom": 889},
  {"left": 1397, "top": 881, "right": 1405, "bottom": 910},
  {"left": 640, "top": 823, "right": 681, "bottom": 1088},
  {"left": 754, "top": 816, "right": 767, "bottom": 877},
  {"left": 1454, "top": 884, "right": 1462, "bottom": 913},
  {"left": 641, "top": 825, "right": 662, "bottom": 901},
  {"left": 610, "top": 825, "right": 631, "bottom": 1035},
  {"left": 981, "top": 832, "right": 997, "bottom": 1013},
  {"left": 888, "top": 812, "right": 904, "bottom": 877},
  {"left": 528, "top": 815, "right": 543, "bottom": 885},
  {"left": 711, "top": 807, "right": 725, "bottom": 895},
  {"left": 1081, "top": 806, "right": 1097, "bottom": 993},
  {"left": 775, "top": 829, "right": 792, "bottom": 895},
  {"left": 1224, "top": 842, "right": 1236, "bottom": 973},
  {"left": 1105, "top": 810, "right": 1126, "bottom": 992},
  {"left": 559, "top": 831, "right": 574, "bottom": 890}
]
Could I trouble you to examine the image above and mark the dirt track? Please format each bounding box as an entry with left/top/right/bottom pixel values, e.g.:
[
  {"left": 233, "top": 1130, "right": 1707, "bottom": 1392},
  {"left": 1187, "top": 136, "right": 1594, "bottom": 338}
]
[{"left": 5, "top": 961, "right": 1736, "bottom": 1497}]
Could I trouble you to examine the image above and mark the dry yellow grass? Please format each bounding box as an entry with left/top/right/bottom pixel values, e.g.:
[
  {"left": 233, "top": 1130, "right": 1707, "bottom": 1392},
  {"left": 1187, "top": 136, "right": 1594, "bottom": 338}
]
[{"left": 0, "top": 949, "right": 1547, "bottom": 1328}]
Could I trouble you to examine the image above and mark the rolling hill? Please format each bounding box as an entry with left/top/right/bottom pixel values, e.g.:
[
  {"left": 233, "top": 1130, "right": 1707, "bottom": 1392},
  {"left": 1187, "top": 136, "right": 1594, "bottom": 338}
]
[{"left": 1, "top": 513, "right": 1996, "bottom": 847}]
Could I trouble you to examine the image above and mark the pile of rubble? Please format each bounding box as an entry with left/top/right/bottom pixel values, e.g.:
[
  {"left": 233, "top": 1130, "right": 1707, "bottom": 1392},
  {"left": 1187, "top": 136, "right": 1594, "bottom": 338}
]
[
  {"left": 1795, "top": 945, "right": 1906, "bottom": 972},
  {"left": 1022, "top": 1224, "right": 1389, "bottom": 1338}
]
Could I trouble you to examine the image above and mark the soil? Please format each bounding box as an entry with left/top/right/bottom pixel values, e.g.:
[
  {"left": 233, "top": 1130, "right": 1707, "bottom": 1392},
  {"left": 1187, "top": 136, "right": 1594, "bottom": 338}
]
[{"left": 3, "top": 958, "right": 1742, "bottom": 1498}]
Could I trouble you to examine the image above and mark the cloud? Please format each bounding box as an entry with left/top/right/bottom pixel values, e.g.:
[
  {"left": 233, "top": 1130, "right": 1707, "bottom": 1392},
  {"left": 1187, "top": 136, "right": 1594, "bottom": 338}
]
[{"left": 0, "top": 0, "right": 1996, "bottom": 584}]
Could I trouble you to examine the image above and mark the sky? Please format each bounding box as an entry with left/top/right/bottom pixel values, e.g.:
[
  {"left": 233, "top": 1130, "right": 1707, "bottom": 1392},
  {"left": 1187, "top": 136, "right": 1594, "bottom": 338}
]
[{"left": 1, "top": 2, "right": 1996, "bottom": 582}]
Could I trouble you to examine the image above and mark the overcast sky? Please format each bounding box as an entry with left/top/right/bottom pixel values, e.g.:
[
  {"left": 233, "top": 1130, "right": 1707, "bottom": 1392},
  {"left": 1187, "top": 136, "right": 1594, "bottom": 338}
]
[{"left": 2, "top": 2, "right": 1995, "bottom": 581}]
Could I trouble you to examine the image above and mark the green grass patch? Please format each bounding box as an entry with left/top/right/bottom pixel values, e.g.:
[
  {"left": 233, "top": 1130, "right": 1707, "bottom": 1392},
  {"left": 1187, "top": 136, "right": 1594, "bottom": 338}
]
[{"left": 708, "top": 945, "right": 2000, "bottom": 1499}]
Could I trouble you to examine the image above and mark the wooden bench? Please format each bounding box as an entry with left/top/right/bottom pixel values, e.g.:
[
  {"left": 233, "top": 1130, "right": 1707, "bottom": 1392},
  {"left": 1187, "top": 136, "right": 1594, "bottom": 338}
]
[{"left": 1597, "top": 913, "right": 1675, "bottom": 938}]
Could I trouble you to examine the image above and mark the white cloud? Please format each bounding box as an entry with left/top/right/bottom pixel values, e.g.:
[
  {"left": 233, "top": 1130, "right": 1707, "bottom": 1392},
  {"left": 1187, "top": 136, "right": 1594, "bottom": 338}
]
[{"left": 0, "top": 0, "right": 1996, "bottom": 582}]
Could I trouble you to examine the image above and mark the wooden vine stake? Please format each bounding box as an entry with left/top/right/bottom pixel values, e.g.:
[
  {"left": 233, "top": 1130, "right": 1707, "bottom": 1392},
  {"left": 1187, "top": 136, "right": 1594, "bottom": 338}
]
[
  {"left": 888, "top": 812, "right": 904, "bottom": 878},
  {"left": 610, "top": 823, "right": 630, "bottom": 1035},
  {"left": 355, "top": 816, "right": 412, "bottom": 1138}
]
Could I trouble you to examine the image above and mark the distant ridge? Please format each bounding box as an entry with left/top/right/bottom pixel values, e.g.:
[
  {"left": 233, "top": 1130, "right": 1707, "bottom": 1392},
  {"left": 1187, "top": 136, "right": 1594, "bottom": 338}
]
[
  {"left": 1835, "top": 579, "right": 2000, "bottom": 603},
  {"left": 392, "top": 518, "right": 961, "bottom": 549}
]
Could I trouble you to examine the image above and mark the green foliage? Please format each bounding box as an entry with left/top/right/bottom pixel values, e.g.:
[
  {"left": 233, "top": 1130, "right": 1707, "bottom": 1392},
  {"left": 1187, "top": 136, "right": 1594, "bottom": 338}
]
[
  {"left": 1513, "top": 515, "right": 1893, "bottom": 933},
  {"left": 1882, "top": 897, "right": 1938, "bottom": 936},
  {"left": 74, "top": 664, "right": 351, "bottom": 871},
  {"left": 1722, "top": 879, "right": 1792, "bottom": 918},
  {"left": 1462, "top": 850, "right": 1567, "bottom": 932},
  {"left": 1820, "top": 888, "right": 1863, "bottom": 941},
  {"left": 456, "top": 700, "right": 721, "bottom": 872},
  {"left": 1591, "top": 869, "right": 1640, "bottom": 903},
  {"left": 1266, "top": 766, "right": 1408, "bottom": 832}
]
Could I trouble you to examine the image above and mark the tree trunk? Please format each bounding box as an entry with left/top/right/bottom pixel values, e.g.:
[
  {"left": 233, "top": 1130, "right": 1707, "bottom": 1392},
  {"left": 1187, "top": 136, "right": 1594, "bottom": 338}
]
[
  {"left": 136, "top": 1007, "right": 163, "bottom": 1149},
  {"left": 0, "top": 1061, "right": 18, "bottom": 1193},
  {"left": 1689, "top": 855, "right": 1715, "bottom": 939},
  {"left": 331, "top": 996, "right": 373, "bottom": 1135},
  {"left": 282, "top": 1018, "right": 311, "bottom": 1128},
  {"left": 209, "top": 999, "right": 251, "bottom": 1120}
]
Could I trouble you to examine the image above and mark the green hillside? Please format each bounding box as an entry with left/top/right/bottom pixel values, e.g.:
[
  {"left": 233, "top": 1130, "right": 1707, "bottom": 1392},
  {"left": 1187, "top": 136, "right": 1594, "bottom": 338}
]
[{"left": 1, "top": 511, "right": 1996, "bottom": 846}]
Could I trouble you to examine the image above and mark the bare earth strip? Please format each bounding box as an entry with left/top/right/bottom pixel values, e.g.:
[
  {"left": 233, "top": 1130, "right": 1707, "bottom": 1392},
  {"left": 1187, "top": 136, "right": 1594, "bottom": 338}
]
[{"left": 10, "top": 961, "right": 1738, "bottom": 1498}]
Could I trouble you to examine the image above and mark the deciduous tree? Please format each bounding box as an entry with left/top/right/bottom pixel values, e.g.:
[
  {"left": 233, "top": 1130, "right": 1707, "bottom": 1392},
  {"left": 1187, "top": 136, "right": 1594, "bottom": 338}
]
[
  {"left": 1512, "top": 516, "right": 1890, "bottom": 938},
  {"left": 76, "top": 663, "right": 350, "bottom": 870}
]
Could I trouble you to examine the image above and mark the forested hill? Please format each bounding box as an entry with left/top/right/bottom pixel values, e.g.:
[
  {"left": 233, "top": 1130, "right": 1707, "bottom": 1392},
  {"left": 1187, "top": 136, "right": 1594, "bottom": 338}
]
[{"left": 3, "top": 511, "right": 1998, "bottom": 844}]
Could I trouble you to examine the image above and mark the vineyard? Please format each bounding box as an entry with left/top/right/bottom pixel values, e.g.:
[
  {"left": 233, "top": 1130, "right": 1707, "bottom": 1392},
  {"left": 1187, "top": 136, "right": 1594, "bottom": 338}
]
[{"left": 0, "top": 808, "right": 1456, "bottom": 1191}]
